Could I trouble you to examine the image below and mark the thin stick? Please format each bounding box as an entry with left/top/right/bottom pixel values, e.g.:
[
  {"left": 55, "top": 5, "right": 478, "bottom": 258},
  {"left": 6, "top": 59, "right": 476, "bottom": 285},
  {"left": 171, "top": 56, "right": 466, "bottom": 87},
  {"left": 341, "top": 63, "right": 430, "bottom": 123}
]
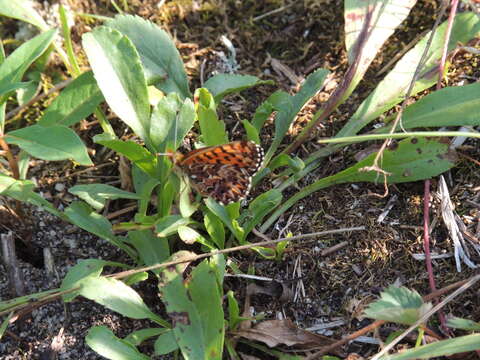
[
  {"left": 252, "top": 3, "right": 294, "bottom": 22},
  {"left": 109, "top": 227, "right": 366, "bottom": 280}
]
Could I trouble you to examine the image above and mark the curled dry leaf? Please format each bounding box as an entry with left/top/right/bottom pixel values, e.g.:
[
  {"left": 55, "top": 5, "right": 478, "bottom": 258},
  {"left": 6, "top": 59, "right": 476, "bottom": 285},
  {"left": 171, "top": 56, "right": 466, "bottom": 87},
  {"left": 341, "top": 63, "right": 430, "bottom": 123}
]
[
  {"left": 234, "top": 319, "right": 335, "bottom": 349},
  {"left": 246, "top": 281, "right": 294, "bottom": 303}
]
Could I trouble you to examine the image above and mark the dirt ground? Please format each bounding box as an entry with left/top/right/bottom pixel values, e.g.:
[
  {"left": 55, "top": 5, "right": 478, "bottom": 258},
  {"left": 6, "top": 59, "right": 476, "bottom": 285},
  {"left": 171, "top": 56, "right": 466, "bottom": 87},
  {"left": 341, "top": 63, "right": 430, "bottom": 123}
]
[{"left": 1, "top": 0, "right": 480, "bottom": 359}]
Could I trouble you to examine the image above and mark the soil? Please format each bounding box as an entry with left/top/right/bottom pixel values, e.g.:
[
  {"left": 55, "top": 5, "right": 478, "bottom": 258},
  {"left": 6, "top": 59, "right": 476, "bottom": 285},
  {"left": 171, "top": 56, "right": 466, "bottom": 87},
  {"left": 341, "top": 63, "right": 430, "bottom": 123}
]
[{"left": 1, "top": 0, "right": 480, "bottom": 359}]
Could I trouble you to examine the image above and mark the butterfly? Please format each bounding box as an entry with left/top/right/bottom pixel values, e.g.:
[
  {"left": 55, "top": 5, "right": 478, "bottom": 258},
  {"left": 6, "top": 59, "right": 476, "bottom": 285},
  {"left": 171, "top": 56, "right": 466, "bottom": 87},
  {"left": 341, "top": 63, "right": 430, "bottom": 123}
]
[{"left": 169, "top": 141, "right": 264, "bottom": 205}]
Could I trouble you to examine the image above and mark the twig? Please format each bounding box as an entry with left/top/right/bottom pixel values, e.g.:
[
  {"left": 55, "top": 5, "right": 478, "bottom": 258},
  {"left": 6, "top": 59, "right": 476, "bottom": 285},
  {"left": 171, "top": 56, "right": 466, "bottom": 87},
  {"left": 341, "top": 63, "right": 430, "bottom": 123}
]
[
  {"left": 252, "top": 3, "right": 294, "bottom": 22},
  {"left": 5, "top": 78, "right": 73, "bottom": 121},
  {"left": 109, "top": 226, "right": 366, "bottom": 280}
]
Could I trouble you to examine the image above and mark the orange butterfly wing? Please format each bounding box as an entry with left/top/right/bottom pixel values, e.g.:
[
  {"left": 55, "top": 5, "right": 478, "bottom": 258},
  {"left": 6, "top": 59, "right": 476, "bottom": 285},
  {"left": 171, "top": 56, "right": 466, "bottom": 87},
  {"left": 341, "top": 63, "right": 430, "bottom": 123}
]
[{"left": 177, "top": 141, "right": 264, "bottom": 205}]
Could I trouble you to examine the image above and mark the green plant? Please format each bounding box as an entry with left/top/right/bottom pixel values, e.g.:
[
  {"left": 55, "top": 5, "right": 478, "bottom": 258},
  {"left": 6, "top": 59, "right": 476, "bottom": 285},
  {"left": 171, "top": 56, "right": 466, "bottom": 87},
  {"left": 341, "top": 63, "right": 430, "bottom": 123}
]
[
  {"left": 1, "top": 0, "right": 480, "bottom": 359},
  {"left": 363, "top": 285, "right": 480, "bottom": 359}
]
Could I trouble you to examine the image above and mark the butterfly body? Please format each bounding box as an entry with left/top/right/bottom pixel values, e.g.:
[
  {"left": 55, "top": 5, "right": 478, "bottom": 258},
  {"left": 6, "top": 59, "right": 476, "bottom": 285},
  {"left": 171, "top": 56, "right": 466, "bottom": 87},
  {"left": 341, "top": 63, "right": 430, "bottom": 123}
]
[{"left": 173, "top": 141, "right": 264, "bottom": 205}]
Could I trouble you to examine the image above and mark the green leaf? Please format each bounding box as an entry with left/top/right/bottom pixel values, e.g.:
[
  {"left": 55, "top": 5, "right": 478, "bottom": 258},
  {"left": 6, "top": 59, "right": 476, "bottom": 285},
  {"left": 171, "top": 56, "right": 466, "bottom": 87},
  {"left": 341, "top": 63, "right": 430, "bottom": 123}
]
[
  {"left": 242, "top": 189, "right": 282, "bottom": 236},
  {"left": 106, "top": 14, "right": 190, "bottom": 99},
  {"left": 82, "top": 26, "right": 151, "bottom": 144},
  {"left": 251, "top": 90, "right": 289, "bottom": 132},
  {"left": 188, "top": 259, "right": 225, "bottom": 359},
  {"left": 149, "top": 93, "right": 195, "bottom": 153},
  {"left": 195, "top": 88, "right": 228, "bottom": 146},
  {"left": 5, "top": 124, "right": 92, "bottom": 165},
  {"left": 338, "top": 137, "right": 457, "bottom": 184},
  {"left": 364, "top": 285, "right": 432, "bottom": 325},
  {"left": 61, "top": 259, "right": 110, "bottom": 302},
  {"left": 69, "top": 184, "right": 140, "bottom": 210},
  {"left": 159, "top": 258, "right": 224, "bottom": 359},
  {"left": 446, "top": 316, "right": 480, "bottom": 331},
  {"left": 0, "top": 81, "right": 33, "bottom": 98},
  {"left": 94, "top": 134, "right": 159, "bottom": 178},
  {"left": 126, "top": 230, "right": 170, "bottom": 275},
  {"left": 379, "top": 82, "right": 480, "bottom": 132},
  {"left": 0, "top": 288, "right": 61, "bottom": 312},
  {"left": 155, "top": 215, "right": 191, "bottom": 237},
  {"left": 382, "top": 334, "right": 480, "bottom": 360},
  {"left": 204, "top": 73, "right": 273, "bottom": 103},
  {"left": 338, "top": 12, "right": 480, "bottom": 137},
  {"left": 227, "top": 291, "right": 241, "bottom": 330},
  {"left": 205, "top": 198, "right": 244, "bottom": 243},
  {"left": 80, "top": 276, "right": 166, "bottom": 325},
  {"left": 38, "top": 71, "right": 104, "bottom": 127},
  {"left": 0, "top": 29, "right": 56, "bottom": 103},
  {"left": 0, "top": 174, "right": 64, "bottom": 218},
  {"left": 0, "top": 0, "right": 49, "bottom": 30},
  {"left": 204, "top": 210, "right": 225, "bottom": 249},
  {"left": 64, "top": 201, "right": 135, "bottom": 258},
  {"left": 124, "top": 328, "right": 167, "bottom": 347},
  {"left": 154, "top": 329, "right": 179, "bottom": 355},
  {"left": 86, "top": 326, "right": 150, "bottom": 360},
  {"left": 0, "top": 312, "right": 12, "bottom": 340},
  {"left": 242, "top": 119, "right": 260, "bottom": 144},
  {"left": 266, "top": 69, "right": 329, "bottom": 164}
]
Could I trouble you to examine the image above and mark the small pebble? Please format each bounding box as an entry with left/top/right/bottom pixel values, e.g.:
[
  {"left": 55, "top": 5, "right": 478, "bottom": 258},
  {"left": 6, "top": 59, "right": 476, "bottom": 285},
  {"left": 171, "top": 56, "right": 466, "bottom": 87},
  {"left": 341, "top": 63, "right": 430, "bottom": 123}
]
[{"left": 54, "top": 183, "right": 65, "bottom": 192}]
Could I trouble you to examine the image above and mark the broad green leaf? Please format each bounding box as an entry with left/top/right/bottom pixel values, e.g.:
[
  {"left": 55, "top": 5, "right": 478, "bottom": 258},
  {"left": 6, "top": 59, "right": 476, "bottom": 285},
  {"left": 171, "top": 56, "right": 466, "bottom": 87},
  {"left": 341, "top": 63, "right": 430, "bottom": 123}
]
[
  {"left": 106, "top": 14, "right": 190, "bottom": 99},
  {"left": 204, "top": 210, "right": 225, "bottom": 249},
  {"left": 39, "top": 71, "right": 104, "bottom": 127},
  {"left": 80, "top": 276, "right": 166, "bottom": 325},
  {"left": 16, "top": 72, "right": 39, "bottom": 105},
  {"left": 364, "top": 285, "right": 432, "bottom": 325},
  {"left": 0, "top": 173, "right": 16, "bottom": 193},
  {"left": 383, "top": 334, "right": 480, "bottom": 360},
  {"left": 188, "top": 259, "right": 225, "bottom": 359},
  {"left": 196, "top": 88, "right": 228, "bottom": 146},
  {"left": 379, "top": 82, "right": 480, "bottom": 132},
  {"left": 266, "top": 69, "right": 329, "bottom": 164},
  {"left": 0, "top": 174, "right": 64, "bottom": 218},
  {"left": 160, "top": 262, "right": 206, "bottom": 358},
  {"left": 179, "top": 176, "right": 198, "bottom": 218},
  {"left": 268, "top": 153, "right": 304, "bottom": 172},
  {"left": 64, "top": 201, "right": 135, "bottom": 258},
  {"left": 205, "top": 198, "right": 244, "bottom": 242},
  {"left": 124, "top": 328, "right": 167, "bottom": 347},
  {"left": 0, "top": 81, "right": 33, "bottom": 98},
  {"left": 242, "top": 119, "right": 260, "bottom": 144},
  {"left": 446, "top": 316, "right": 480, "bottom": 331},
  {"left": 86, "top": 326, "right": 150, "bottom": 360},
  {"left": 149, "top": 93, "right": 195, "bottom": 153},
  {"left": 124, "top": 272, "right": 148, "bottom": 286},
  {"left": 61, "top": 259, "right": 110, "bottom": 302},
  {"left": 204, "top": 73, "right": 273, "bottom": 103},
  {"left": 343, "top": 0, "right": 416, "bottom": 101},
  {"left": 0, "top": 29, "right": 56, "bottom": 103},
  {"left": 251, "top": 90, "right": 289, "bottom": 132},
  {"left": 5, "top": 124, "right": 92, "bottom": 165},
  {"left": 155, "top": 215, "right": 191, "bottom": 237},
  {"left": 241, "top": 189, "right": 282, "bottom": 236},
  {"left": 338, "top": 12, "right": 480, "bottom": 138},
  {"left": 154, "top": 329, "right": 180, "bottom": 355},
  {"left": 0, "top": 0, "right": 49, "bottom": 30},
  {"left": 338, "top": 137, "right": 457, "bottom": 184},
  {"left": 94, "top": 134, "right": 159, "bottom": 178},
  {"left": 82, "top": 27, "right": 151, "bottom": 144},
  {"left": 159, "top": 257, "right": 224, "bottom": 359},
  {"left": 69, "top": 184, "right": 140, "bottom": 210},
  {"left": 126, "top": 230, "right": 170, "bottom": 275}
]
